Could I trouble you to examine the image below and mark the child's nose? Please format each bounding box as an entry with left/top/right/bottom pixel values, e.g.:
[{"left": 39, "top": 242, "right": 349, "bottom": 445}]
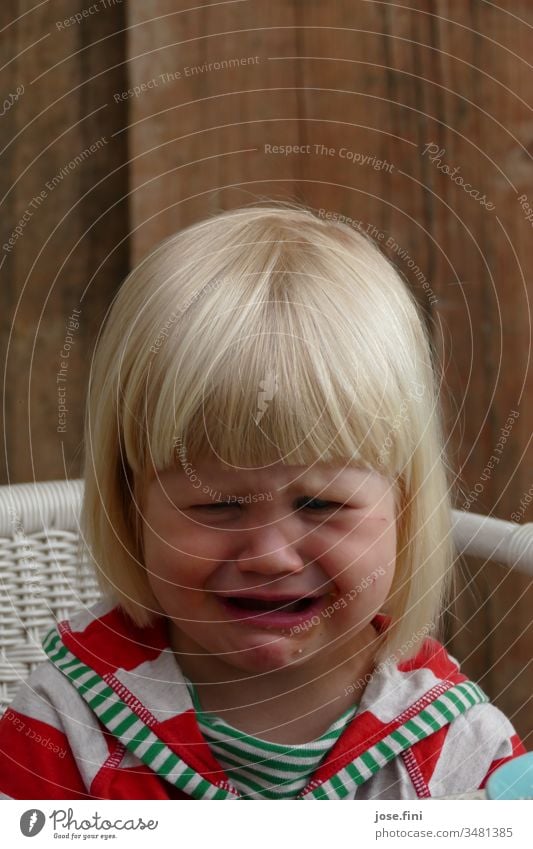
[{"left": 234, "top": 524, "right": 305, "bottom": 575}]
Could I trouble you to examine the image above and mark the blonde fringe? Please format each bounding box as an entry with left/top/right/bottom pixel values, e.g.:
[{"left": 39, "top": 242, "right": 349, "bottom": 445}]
[{"left": 81, "top": 200, "right": 454, "bottom": 663}]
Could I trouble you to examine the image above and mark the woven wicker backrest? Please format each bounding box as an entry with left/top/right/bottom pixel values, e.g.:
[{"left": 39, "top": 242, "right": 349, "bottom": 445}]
[{"left": 0, "top": 479, "right": 101, "bottom": 715}]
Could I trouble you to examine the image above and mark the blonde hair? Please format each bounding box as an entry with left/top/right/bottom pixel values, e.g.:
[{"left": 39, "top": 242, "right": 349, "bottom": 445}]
[{"left": 82, "top": 200, "right": 454, "bottom": 664}]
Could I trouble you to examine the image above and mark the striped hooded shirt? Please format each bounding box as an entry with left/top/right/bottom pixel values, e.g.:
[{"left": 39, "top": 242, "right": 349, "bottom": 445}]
[
  {"left": 185, "top": 675, "right": 360, "bottom": 799},
  {"left": 0, "top": 598, "right": 525, "bottom": 800}
]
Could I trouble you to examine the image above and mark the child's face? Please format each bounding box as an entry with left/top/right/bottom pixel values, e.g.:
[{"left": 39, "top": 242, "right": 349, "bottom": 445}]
[{"left": 140, "top": 456, "right": 397, "bottom": 674}]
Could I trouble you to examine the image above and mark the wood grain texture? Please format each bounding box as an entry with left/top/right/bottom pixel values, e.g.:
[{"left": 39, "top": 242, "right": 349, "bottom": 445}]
[
  {"left": 125, "top": 0, "right": 532, "bottom": 745},
  {"left": 0, "top": 1, "right": 129, "bottom": 484},
  {"left": 1, "top": 0, "right": 531, "bottom": 747}
]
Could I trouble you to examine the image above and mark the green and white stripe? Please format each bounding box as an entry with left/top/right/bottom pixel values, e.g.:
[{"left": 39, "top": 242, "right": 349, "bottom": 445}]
[
  {"left": 302, "top": 680, "right": 489, "bottom": 799},
  {"left": 42, "top": 628, "right": 238, "bottom": 800},
  {"left": 43, "top": 626, "right": 488, "bottom": 801},
  {"left": 187, "top": 677, "right": 359, "bottom": 800}
]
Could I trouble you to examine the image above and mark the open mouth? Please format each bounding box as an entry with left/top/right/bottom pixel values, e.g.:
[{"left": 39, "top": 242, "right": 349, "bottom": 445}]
[
  {"left": 215, "top": 593, "right": 330, "bottom": 627},
  {"left": 223, "top": 596, "right": 318, "bottom": 614}
]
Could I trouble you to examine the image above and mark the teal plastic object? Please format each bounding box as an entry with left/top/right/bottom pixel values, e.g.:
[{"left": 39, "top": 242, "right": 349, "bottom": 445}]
[{"left": 486, "top": 753, "right": 533, "bottom": 800}]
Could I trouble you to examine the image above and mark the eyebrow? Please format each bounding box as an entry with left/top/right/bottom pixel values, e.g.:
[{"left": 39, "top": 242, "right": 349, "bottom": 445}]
[
  {"left": 186, "top": 471, "right": 368, "bottom": 497},
  {"left": 277, "top": 475, "right": 359, "bottom": 494}
]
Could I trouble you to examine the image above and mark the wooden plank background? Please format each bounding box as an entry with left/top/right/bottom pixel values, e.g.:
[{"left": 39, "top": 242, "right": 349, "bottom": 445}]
[
  {"left": 1, "top": 0, "right": 531, "bottom": 746},
  {"left": 0, "top": 0, "right": 129, "bottom": 484}
]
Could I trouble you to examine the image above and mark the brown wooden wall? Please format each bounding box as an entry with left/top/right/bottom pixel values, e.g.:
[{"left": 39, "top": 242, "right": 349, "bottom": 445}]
[
  {"left": 0, "top": 1, "right": 129, "bottom": 484},
  {"left": 1, "top": 1, "right": 531, "bottom": 745}
]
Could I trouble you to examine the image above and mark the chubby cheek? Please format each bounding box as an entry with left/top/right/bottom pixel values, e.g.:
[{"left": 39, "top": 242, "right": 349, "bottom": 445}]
[
  {"left": 316, "top": 521, "right": 396, "bottom": 606},
  {"left": 142, "top": 524, "right": 215, "bottom": 611}
]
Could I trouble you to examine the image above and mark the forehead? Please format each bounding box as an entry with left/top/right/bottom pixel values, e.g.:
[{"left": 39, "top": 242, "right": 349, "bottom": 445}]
[
  {"left": 151, "top": 455, "right": 388, "bottom": 496},
  {"left": 203, "top": 459, "right": 367, "bottom": 486}
]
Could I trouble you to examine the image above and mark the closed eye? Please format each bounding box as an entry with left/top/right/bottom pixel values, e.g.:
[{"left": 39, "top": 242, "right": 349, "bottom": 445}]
[
  {"left": 195, "top": 502, "right": 236, "bottom": 510},
  {"left": 192, "top": 498, "right": 342, "bottom": 511},
  {"left": 295, "top": 497, "right": 341, "bottom": 511}
]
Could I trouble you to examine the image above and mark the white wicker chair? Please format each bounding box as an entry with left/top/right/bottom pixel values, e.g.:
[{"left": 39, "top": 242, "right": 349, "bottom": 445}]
[
  {"left": 0, "top": 479, "right": 101, "bottom": 715},
  {"left": 0, "top": 478, "right": 532, "bottom": 717}
]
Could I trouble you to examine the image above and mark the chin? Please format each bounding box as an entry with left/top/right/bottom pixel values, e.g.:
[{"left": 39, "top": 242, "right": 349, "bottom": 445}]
[{"left": 216, "top": 634, "right": 313, "bottom": 674}]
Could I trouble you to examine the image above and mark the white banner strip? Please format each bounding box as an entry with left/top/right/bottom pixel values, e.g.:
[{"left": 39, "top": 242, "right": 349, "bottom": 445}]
[{"left": 1, "top": 799, "right": 530, "bottom": 848}]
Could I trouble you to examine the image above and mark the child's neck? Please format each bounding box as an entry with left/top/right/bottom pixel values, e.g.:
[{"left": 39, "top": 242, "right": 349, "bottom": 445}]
[{"left": 169, "top": 623, "right": 383, "bottom": 744}]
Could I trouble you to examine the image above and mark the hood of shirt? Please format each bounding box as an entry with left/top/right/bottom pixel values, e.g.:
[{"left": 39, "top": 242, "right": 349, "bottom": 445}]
[{"left": 42, "top": 598, "right": 488, "bottom": 800}]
